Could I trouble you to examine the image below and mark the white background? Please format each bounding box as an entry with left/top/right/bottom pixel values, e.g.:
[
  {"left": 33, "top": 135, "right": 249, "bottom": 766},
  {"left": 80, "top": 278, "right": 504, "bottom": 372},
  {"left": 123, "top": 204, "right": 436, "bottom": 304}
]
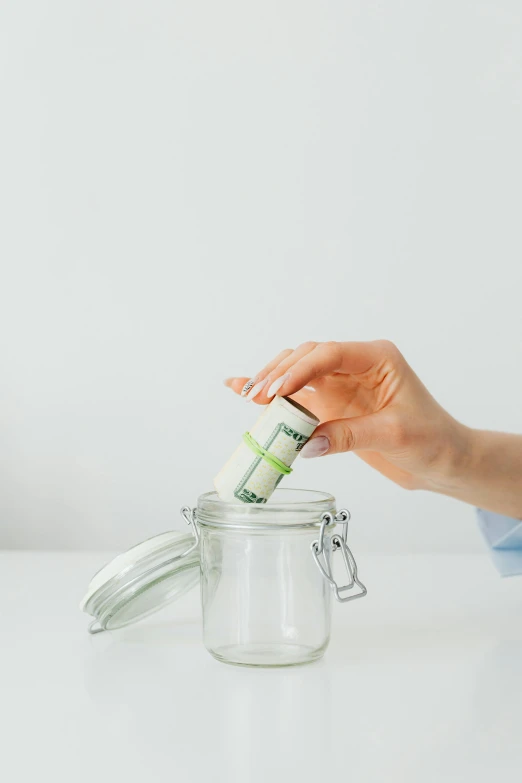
[{"left": 0, "top": 1, "right": 520, "bottom": 553}]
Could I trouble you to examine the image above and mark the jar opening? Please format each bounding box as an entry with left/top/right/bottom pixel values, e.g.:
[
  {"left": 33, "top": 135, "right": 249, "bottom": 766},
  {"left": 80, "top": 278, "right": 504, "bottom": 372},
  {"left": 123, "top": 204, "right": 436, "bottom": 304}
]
[{"left": 196, "top": 488, "right": 337, "bottom": 529}]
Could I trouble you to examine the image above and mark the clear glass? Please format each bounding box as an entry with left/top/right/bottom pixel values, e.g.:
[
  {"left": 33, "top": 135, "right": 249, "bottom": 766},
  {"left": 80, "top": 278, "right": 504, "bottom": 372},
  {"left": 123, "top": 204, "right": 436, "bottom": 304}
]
[{"left": 197, "top": 489, "right": 336, "bottom": 667}]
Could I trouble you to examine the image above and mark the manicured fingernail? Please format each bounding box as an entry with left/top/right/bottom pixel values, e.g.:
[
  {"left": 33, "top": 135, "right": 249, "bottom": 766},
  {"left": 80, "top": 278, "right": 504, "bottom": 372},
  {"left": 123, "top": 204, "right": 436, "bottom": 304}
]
[
  {"left": 224, "top": 378, "right": 235, "bottom": 387},
  {"left": 267, "top": 373, "right": 290, "bottom": 398},
  {"left": 245, "top": 379, "right": 267, "bottom": 401},
  {"left": 241, "top": 378, "right": 257, "bottom": 396},
  {"left": 300, "top": 436, "right": 330, "bottom": 458}
]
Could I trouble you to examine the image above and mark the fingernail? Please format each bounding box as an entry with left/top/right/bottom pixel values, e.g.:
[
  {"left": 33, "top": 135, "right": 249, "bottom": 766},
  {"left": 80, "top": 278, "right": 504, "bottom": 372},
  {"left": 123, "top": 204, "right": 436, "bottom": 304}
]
[
  {"left": 267, "top": 373, "right": 290, "bottom": 398},
  {"left": 224, "top": 378, "right": 234, "bottom": 387},
  {"left": 241, "top": 378, "right": 257, "bottom": 396},
  {"left": 245, "top": 379, "right": 267, "bottom": 401},
  {"left": 300, "top": 436, "right": 330, "bottom": 458}
]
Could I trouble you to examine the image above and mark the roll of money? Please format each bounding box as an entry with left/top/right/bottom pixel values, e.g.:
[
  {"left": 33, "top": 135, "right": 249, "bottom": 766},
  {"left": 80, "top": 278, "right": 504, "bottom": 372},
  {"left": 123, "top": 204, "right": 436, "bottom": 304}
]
[{"left": 214, "top": 396, "right": 319, "bottom": 504}]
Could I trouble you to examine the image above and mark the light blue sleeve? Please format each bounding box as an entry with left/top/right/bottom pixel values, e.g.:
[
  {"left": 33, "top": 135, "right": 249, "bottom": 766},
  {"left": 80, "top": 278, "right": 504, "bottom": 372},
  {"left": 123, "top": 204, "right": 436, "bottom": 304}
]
[{"left": 477, "top": 508, "right": 522, "bottom": 577}]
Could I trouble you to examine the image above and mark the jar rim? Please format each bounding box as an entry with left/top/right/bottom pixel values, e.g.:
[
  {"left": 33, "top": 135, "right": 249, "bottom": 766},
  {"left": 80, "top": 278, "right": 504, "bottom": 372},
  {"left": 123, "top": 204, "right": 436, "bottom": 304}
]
[{"left": 196, "top": 488, "right": 337, "bottom": 529}]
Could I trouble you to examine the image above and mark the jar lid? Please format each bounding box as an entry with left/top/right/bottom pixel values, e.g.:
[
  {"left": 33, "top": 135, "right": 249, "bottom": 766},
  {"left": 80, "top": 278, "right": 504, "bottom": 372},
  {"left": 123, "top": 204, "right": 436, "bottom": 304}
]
[{"left": 80, "top": 523, "right": 200, "bottom": 633}]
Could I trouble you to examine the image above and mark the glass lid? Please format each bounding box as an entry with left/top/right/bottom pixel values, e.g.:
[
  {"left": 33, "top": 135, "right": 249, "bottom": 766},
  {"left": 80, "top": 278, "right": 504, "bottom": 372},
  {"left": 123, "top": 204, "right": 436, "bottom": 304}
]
[{"left": 81, "top": 512, "right": 200, "bottom": 633}]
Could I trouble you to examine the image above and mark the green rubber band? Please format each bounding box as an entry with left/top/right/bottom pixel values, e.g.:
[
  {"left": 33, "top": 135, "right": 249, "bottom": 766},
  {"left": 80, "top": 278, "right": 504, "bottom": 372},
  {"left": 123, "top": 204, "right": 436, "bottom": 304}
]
[{"left": 242, "top": 432, "right": 293, "bottom": 475}]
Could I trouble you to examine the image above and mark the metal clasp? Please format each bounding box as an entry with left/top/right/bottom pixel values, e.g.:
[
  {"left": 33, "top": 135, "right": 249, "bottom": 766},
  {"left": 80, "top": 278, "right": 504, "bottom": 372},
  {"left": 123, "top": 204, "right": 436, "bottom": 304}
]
[
  {"left": 180, "top": 505, "right": 200, "bottom": 553},
  {"left": 311, "top": 509, "right": 367, "bottom": 603}
]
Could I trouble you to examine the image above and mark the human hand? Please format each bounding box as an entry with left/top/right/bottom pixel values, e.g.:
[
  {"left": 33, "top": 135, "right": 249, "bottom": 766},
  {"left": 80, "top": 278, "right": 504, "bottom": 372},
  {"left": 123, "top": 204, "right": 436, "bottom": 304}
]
[{"left": 225, "top": 340, "right": 471, "bottom": 493}]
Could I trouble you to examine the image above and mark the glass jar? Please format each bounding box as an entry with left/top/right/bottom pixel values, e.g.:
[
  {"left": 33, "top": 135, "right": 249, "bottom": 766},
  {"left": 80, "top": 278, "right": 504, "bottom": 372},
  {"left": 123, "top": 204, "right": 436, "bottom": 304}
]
[{"left": 81, "top": 489, "right": 366, "bottom": 667}]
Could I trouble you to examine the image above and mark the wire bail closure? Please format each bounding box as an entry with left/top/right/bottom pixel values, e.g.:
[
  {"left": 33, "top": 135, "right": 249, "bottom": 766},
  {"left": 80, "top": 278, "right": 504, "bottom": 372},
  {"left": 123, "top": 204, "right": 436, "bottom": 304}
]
[
  {"left": 85, "top": 501, "right": 365, "bottom": 637},
  {"left": 311, "top": 510, "right": 367, "bottom": 603},
  {"left": 183, "top": 504, "right": 366, "bottom": 605},
  {"left": 180, "top": 505, "right": 200, "bottom": 549}
]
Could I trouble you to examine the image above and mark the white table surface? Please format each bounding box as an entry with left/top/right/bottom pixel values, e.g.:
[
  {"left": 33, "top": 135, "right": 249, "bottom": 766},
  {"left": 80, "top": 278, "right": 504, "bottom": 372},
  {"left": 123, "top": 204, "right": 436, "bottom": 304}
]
[{"left": 2, "top": 551, "right": 521, "bottom": 782}]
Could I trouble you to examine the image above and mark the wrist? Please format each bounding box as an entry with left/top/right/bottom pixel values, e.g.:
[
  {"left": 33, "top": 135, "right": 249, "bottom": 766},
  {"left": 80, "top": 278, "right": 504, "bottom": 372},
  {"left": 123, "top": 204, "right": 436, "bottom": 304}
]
[
  {"left": 427, "top": 425, "right": 522, "bottom": 518},
  {"left": 426, "top": 420, "right": 478, "bottom": 495}
]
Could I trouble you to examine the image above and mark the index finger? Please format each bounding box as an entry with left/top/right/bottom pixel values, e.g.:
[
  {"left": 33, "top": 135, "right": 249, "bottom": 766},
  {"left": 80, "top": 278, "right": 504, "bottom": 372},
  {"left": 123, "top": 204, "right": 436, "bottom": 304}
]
[{"left": 272, "top": 340, "right": 395, "bottom": 399}]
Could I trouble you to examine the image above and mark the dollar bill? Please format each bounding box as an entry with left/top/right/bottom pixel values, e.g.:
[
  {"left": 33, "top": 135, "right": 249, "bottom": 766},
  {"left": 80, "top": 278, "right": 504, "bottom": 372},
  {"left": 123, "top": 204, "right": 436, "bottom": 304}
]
[{"left": 214, "top": 396, "right": 319, "bottom": 503}]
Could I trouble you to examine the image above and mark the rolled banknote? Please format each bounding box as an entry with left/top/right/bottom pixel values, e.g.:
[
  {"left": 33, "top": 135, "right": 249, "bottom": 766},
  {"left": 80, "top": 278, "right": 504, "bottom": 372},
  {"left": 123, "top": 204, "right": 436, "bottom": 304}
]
[{"left": 214, "top": 396, "right": 319, "bottom": 503}]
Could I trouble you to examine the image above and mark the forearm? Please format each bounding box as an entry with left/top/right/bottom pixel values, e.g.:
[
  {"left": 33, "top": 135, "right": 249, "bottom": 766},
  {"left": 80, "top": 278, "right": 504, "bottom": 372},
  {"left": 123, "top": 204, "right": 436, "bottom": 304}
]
[{"left": 435, "top": 427, "right": 522, "bottom": 519}]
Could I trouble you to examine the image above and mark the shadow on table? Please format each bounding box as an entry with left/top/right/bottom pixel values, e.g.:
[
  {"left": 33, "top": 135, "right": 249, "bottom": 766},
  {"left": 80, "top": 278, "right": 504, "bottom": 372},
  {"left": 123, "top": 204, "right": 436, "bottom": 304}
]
[{"left": 82, "top": 618, "right": 336, "bottom": 780}]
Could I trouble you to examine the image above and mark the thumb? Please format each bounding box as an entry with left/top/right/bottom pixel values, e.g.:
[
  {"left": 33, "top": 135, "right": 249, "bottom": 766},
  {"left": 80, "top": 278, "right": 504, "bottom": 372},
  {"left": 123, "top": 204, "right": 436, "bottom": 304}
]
[{"left": 300, "top": 414, "right": 385, "bottom": 458}]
